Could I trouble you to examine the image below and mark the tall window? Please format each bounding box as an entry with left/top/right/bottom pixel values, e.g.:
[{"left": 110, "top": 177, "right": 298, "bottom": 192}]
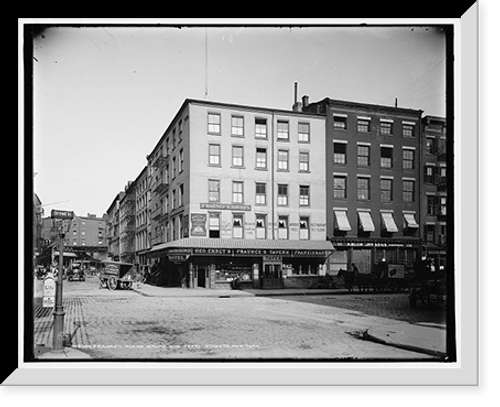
[
  {"left": 278, "top": 216, "right": 289, "bottom": 239},
  {"left": 256, "top": 147, "right": 267, "bottom": 169},
  {"left": 172, "top": 157, "right": 177, "bottom": 178},
  {"left": 333, "top": 142, "right": 347, "bottom": 164},
  {"left": 232, "top": 145, "right": 244, "bottom": 167},
  {"left": 255, "top": 214, "right": 267, "bottom": 239},
  {"left": 179, "top": 184, "right": 184, "bottom": 206},
  {"left": 403, "top": 148, "right": 415, "bottom": 170},
  {"left": 299, "top": 185, "right": 310, "bottom": 206},
  {"left": 298, "top": 122, "right": 310, "bottom": 142},
  {"left": 427, "top": 195, "right": 437, "bottom": 215},
  {"left": 299, "top": 151, "right": 310, "bottom": 172},
  {"left": 402, "top": 123, "right": 415, "bottom": 137},
  {"left": 357, "top": 144, "right": 370, "bottom": 167},
  {"left": 333, "top": 175, "right": 347, "bottom": 199},
  {"left": 277, "top": 120, "right": 289, "bottom": 140},
  {"left": 233, "top": 214, "right": 244, "bottom": 238},
  {"left": 380, "top": 120, "right": 393, "bottom": 135},
  {"left": 426, "top": 137, "right": 437, "bottom": 154},
  {"left": 425, "top": 166, "right": 435, "bottom": 183},
  {"left": 357, "top": 118, "right": 371, "bottom": 133},
  {"left": 439, "top": 196, "right": 447, "bottom": 216},
  {"left": 179, "top": 149, "right": 184, "bottom": 173},
  {"left": 209, "top": 144, "right": 221, "bottom": 166},
  {"left": 208, "top": 180, "right": 220, "bottom": 202},
  {"left": 232, "top": 181, "right": 244, "bottom": 203},
  {"left": 299, "top": 217, "right": 310, "bottom": 240},
  {"left": 277, "top": 184, "right": 288, "bottom": 206},
  {"left": 209, "top": 212, "right": 220, "bottom": 238},
  {"left": 357, "top": 177, "right": 370, "bottom": 201},
  {"left": 278, "top": 150, "right": 289, "bottom": 170},
  {"left": 333, "top": 116, "right": 347, "bottom": 130},
  {"left": 208, "top": 113, "right": 221, "bottom": 134},
  {"left": 255, "top": 183, "right": 266, "bottom": 205},
  {"left": 231, "top": 115, "right": 244, "bottom": 136},
  {"left": 380, "top": 178, "right": 393, "bottom": 202},
  {"left": 255, "top": 118, "right": 267, "bottom": 138},
  {"left": 380, "top": 146, "right": 393, "bottom": 168},
  {"left": 172, "top": 189, "right": 177, "bottom": 209},
  {"left": 402, "top": 180, "right": 415, "bottom": 202}
]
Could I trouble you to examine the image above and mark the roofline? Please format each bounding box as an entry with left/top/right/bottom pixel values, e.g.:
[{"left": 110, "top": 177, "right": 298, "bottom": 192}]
[
  {"left": 105, "top": 191, "right": 125, "bottom": 215},
  {"left": 147, "top": 98, "right": 326, "bottom": 158},
  {"left": 309, "top": 97, "right": 424, "bottom": 117}
]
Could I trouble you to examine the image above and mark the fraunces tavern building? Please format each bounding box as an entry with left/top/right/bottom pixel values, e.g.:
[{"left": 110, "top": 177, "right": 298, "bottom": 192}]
[{"left": 145, "top": 99, "right": 332, "bottom": 289}]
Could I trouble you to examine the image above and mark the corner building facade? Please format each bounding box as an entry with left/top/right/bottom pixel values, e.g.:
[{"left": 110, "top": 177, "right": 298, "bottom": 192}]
[
  {"left": 303, "top": 98, "right": 423, "bottom": 276},
  {"left": 147, "top": 99, "right": 331, "bottom": 289}
]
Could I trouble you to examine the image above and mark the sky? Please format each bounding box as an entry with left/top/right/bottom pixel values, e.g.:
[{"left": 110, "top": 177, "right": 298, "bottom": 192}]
[{"left": 30, "top": 24, "right": 447, "bottom": 218}]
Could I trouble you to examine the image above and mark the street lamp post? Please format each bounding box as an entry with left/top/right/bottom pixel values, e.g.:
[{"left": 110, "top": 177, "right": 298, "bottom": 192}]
[
  {"left": 49, "top": 209, "right": 73, "bottom": 352},
  {"left": 52, "top": 231, "right": 65, "bottom": 351}
]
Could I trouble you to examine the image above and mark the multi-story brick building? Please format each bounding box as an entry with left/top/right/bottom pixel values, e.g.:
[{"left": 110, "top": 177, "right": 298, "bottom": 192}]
[
  {"left": 421, "top": 115, "right": 447, "bottom": 271},
  {"left": 146, "top": 99, "right": 332, "bottom": 289},
  {"left": 134, "top": 166, "right": 150, "bottom": 268},
  {"left": 120, "top": 181, "right": 136, "bottom": 263},
  {"left": 105, "top": 192, "right": 124, "bottom": 261},
  {"left": 302, "top": 96, "right": 423, "bottom": 276}
]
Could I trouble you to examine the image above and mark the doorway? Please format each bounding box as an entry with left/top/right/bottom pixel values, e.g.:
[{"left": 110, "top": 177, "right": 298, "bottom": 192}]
[{"left": 261, "top": 262, "right": 284, "bottom": 289}]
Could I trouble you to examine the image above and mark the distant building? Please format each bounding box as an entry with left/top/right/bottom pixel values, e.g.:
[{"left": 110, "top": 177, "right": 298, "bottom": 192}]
[
  {"left": 67, "top": 213, "right": 107, "bottom": 248},
  {"left": 134, "top": 166, "right": 150, "bottom": 267},
  {"left": 106, "top": 192, "right": 125, "bottom": 261},
  {"left": 421, "top": 115, "right": 447, "bottom": 271}
]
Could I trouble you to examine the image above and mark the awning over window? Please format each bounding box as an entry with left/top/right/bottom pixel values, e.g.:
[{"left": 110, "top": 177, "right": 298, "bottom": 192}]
[
  {"left": 381, "top": 212, "right": 399, "bottom": 233},
  {"left": 358, "top": 211, "right": 375, "bottom": 232},
  {"left": 403, "top": 213, "right": 419, "bottom": 229},
  {"left": 334, "top": 210, "right": 351, "bottom": 231}
]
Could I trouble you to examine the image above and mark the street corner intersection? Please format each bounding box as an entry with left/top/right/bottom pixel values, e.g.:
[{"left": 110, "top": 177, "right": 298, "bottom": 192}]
[{"left": 32, "top": 276, "right": 447, "bottom": 360}]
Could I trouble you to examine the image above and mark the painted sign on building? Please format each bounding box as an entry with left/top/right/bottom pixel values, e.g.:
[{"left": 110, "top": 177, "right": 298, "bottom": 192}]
[{"left": 190, "top": 213, "right": 207, "bottom": 237}]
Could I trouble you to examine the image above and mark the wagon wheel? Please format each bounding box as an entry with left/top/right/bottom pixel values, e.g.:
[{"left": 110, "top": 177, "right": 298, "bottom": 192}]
[
  {"left": 121, "top": 281, "right": 132, "bottom": 290},
  {"left": 107, "top": 276, "right": 118, "bottom": 290}
]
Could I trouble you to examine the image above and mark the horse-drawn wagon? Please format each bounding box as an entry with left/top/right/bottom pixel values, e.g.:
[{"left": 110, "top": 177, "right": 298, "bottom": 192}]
[{"left": 99, "top": 261, "right": 135, "bottom": 290}]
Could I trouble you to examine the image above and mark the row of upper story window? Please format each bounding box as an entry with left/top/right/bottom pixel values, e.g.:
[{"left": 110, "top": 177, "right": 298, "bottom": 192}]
[
  {"left": 207, "top": 179, "right": 313, "bottom": 207},
  {"left": 333, "top": 142, "right": 418, "bottom": 170},
  {"left": 207, "top": 112, "right": 313, "bottom": 143},
  {"left": 208, "top": 143, "right": 312, "bottom": 172},
  {"left": 332, "top": 115, "right": 417, "bottom": 137},
  {"left": 333, "top": 174, "right": 417, "bottom": 203}
]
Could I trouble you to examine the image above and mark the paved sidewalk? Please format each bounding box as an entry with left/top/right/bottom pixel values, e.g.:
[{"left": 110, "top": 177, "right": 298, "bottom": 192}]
[
  {"left": 364, "top": 322, "right": 447, "bottom": 357},
  {"left": 132, "top": 283, "right": 254, "bottom": 298}
]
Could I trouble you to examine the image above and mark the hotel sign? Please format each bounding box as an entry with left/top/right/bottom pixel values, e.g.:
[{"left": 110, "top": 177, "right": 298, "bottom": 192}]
[{"left": 200, "top": 203, "right": 252, "bottom": 211}]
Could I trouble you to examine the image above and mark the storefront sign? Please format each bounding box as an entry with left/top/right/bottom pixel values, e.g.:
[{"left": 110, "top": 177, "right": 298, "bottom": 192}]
[
  {"left": 190, "top": 213, "right": 207, "bottom": 237},
  {"left": 200, "top": 203, "right": 252, "bottom": 211},
  {"left": 332, "top": 240, "right": 418, "bottom": 248},
  {"left": 263, "top": 255, "right": 283, "bottom": 262},
  {"left": 173, "top": 248, "right": 328, "bottom": 258},
  {"left": 388, "top": 264, "right": 406, "bottom": 279}
]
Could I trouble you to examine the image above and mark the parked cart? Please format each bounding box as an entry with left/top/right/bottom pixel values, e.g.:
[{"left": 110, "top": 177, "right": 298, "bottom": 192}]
[{"left": 99, "top": 261, "right": 135, "bottom": 290}]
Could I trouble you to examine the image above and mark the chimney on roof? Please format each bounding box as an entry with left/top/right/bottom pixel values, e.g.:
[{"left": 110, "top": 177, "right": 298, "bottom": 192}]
[
  {"left": 292, "top": 82, "right": 302, "bottom": 112},
  {"left": 302, "top": 95, "right": 309, "bottom": 108}
]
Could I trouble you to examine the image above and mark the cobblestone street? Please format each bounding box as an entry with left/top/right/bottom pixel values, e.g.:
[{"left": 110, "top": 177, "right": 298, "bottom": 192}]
[{"left": 33, "top": 277, "right": 443, "bottom": 360}]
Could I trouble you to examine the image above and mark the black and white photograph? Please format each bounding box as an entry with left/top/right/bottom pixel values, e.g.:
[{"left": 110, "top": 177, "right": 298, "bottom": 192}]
[{"left": 13, "top": 12, "right": 480, "bottom": 388}]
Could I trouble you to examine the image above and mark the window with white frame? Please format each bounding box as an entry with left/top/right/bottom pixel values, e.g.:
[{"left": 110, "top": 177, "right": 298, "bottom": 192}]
[
  {"left": 209, "top": 212, "right": 220, "bottom": 238},
  {"left": 298, "top": 122, "right": 310, "bottom": 142},
  {"left": 278, "top": 150, "right": 289, "bottom": 171},
  {"left": 299, "top": 151, "right": 310, "bottom": 172},
  {"left": 209, "top": 144, "right": 221, "bottom": 166},
  {"left": 299, "top": 217, "right": 310, "bottom": 240},
  {"left": 277, "top": 120, "right": 289, "bottom": 140},
  {"left": 278, "top": 216, "right": 288, "bottom": 239},
  {"left": 255, "top": 117, "right": 267, "bottom": 138},
  {"left": 231, "top": 115, "right": 244, "bottom": 136},
  {"left": 208, "top": 179, "right": 220, "bottom": 202},
  {"left": 277, "top": 184, "right": 288, "bottom": 206},
  {"left": 255, "top": 183, "right": 266, "bottom": 205},
  {"left": 233, "top": 214, "right": 244, "bottom": 238},
  {"left": 232, "top": 181, "right": 244, "bottom": 203},
  {"left": 208, "top": 113, "right": 221, "bottom": 134},
  {"left": 299, "top": 185, "right": 310, "bottom": 206},
  {"left": 256, "top": 147, "right": 267, "bottom": 169},
  {"left": 255, "top": 214, "right": 267, "bottom": 239},
  {"left": 232, "top": 145, "right": 244, "bottom": 167}
]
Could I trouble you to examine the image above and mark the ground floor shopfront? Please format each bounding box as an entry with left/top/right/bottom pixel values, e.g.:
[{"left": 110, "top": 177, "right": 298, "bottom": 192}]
[
  {"left": 326, "top": 238, "right": 421, "bottom": 277},
  {"left": 147, "top": 238, "right": 334, "bottom": 289}
]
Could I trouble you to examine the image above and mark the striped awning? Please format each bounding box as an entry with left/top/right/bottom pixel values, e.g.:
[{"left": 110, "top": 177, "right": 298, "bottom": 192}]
[
  {"left": 381, "top": 212, "right": 399, "bottom": 233},
  {"left": 334, "top": 210, "right": 351, "bottom": 231},
  {"left": 358, "top": 211, "right": 375, "bottom": 232},
  {"left": 403, "top": 213, "right": 419, "bottom": 229}
]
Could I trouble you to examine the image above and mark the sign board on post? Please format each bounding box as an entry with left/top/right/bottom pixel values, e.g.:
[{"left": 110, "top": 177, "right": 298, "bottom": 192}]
[
  {"left": 51, "top": 209, "right": 74, "bottom": 219},
  {"left": 42, "top": 276, "right": 56, "bottom": 308}
]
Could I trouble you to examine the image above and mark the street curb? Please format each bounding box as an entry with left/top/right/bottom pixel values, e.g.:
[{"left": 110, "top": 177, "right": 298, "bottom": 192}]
[
  {"left": 362, "top": 329, "right": 447, "bottom": 358},
  {"left": 131, "top": 287, "right": 255, "bottom": 299}
]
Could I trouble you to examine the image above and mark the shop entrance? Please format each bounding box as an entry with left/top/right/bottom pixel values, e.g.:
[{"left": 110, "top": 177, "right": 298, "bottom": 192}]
[
  {"left": 197, "top": 265, "right": 207, "bottom": 288},
  {"left": 261, "top": 261, "right": 284, "bottom": 289}
]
